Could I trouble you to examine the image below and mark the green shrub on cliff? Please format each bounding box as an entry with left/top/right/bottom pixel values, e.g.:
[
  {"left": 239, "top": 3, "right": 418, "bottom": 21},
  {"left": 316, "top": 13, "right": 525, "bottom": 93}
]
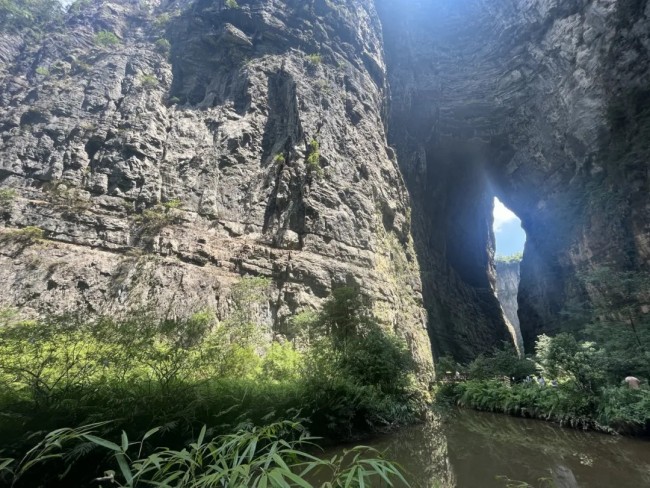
[
  {"left": 306, "top": 138, "right": 323, "bottom": 177},
  {"left": 95, "top": 30, "right": 120, "bottom": 47},
  {"left": 0, "top": 188, "right": 16, "bottom": 208},
  {"left": 0, "top": 0, "right": 63, "bottom": 31},
  {"left": 495, "top": 252, "right": 523, "bottom": 264}
]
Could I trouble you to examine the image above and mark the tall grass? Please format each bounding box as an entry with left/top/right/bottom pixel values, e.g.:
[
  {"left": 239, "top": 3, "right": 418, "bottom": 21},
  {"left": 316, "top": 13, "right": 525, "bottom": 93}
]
[{"left": 1, "top": 421, "right": 409, "bottom": 487}]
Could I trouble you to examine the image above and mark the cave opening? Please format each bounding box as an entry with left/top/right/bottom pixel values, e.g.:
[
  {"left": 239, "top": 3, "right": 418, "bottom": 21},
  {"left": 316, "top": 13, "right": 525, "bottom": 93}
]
[{"left": 493, "top": 196, "right": 526, "bottom": 353}]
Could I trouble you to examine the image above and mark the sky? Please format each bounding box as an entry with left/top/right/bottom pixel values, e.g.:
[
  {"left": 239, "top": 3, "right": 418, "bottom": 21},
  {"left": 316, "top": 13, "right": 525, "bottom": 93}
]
[{"left": 493, "top": 197, "right": 526, "bottom": 257}]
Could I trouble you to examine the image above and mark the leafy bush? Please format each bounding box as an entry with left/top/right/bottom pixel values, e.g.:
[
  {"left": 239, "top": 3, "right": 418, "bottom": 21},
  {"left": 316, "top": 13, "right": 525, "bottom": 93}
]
[
  {"left": 0, "top": 187, "right": 16, "bottom": 208},
  {"left": 0, "top": 283, "right": 423, "bottom": 485},
  {"left": 306, "top": 54, "right": 323, "bottom": 65},
  {"left": 133, "top": 201, "right": 182, "bottom": 237},
  {"left": 35, "top": 66, "right": 49, "bottom": 76},
  {"left": 95, "top": 30, "right": 120, "bottom": 47},
  {"left": 495, "top": 252, "right": 523, "bottom": 264},
  {"left": 535, "top": 333, "right": 603, "bottom": 392},
  {"left": 306, "top": 139, "right": 323, "bottom": 177},
  {"left": 0, "top": 0, "right": 63, "bottom": 32},
  {"left": 467, "top": 344, "right": 536, "bottom": 381},
  {"left": 154, "top": 38, "right": 171, "bottom": 56},
  {"left": 140, "top": 74, "right": 159, "bottom": 89},
  {"left": 0, "top": 226, "right": 44, "bottom": 244},
  {"left": 225, "top": 0, "right": 240, "bottom": 8}
]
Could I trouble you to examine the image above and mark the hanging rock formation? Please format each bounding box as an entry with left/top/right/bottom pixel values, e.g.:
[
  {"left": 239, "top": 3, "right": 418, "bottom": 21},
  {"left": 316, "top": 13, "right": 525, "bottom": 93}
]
[{"left": 377, "top": 0, "right": 650, "bottom": 355}]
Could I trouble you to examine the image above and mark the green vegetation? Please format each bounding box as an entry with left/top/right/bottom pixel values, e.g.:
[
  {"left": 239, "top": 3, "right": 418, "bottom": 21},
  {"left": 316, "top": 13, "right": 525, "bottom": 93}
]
[
  {"left": 44, "top": 181, "right": 91, "bottom": 213},
  {"left": 133, "top": 200, "right": 183, "bottom": 237},
  {"left": 274, "top": 153, "right": 286, "bottom": 164},
  {"left": 306, "top": 139, "right": 323, "bottom": 177},
  {"left": 495, "top": 252, "right": 523, "bottom": 264},
  {"left": 154, "top": 38, "right": 171, "bottom": 56},
  {"left": 35, "top": 66, "right": 49, "bottom": 76},
  {"left": 436, "top": 331, "right": 650, "bottom": 433},
  {"left": 306, "top": 54, "right": 323, "bottom": 65},
  {"left": 95, "top": 30, "right": 120, "bottom": 47},
  {"left": 0, "top": 0, "right": 63, "bottom": 32},
  {"left": 0, "top": 285, "right": 421, "bottom": 485},
  {"left": 1, "top": 421, "right": 408, "bottom": 487},
  {"left": 225, "top": 0, "right": 240, "bottom": 9},
  {"left": 0, "top": 187, "right": 16, "bottom": 208},
  {"left": 0, "top": 226, "right": 44, "bottom": 244},
  {"left": 140, "top": 74, "right": 159, "bottom": 90}
]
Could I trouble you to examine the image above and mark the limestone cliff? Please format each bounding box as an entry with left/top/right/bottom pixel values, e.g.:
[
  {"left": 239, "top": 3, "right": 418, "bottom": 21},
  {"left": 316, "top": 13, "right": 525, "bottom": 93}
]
[
  {"left": 0, "top": 0, "right": 433, "bottom": 375},
  {"left": 1, "top": 0, "right": 649, "bottom": 368},
  {"left": 376, "top": 0, "right": 650, "bottom": 355},
  {"left": 495, "top": 260, "right": 523, "bottom": 353}
]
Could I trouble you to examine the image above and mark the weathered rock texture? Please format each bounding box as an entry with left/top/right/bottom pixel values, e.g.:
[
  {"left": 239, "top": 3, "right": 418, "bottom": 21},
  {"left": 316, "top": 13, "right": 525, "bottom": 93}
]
[
  {"left": 1, "top": 0, "right": 649, "bottom": 366},
  {"left": 0, "top": 0, "right": 433, "bottom": 375},
  {"left": 495, "top": 260, "right": 524, "bottom": 353},
  {"left": 377, "top": 0, "right": 650, "bottom": 355}
]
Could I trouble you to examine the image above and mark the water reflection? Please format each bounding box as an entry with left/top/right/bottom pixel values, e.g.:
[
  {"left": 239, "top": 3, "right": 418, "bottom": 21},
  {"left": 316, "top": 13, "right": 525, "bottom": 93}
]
[{"left": 328, "top": 410, "right": 650, "bottom": 488}]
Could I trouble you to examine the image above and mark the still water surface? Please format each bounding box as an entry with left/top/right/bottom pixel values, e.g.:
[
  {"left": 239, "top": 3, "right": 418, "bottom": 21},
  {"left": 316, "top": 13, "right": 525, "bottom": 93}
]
[{"left": 327, "top": 410, "right": 650, "bottom": 487}]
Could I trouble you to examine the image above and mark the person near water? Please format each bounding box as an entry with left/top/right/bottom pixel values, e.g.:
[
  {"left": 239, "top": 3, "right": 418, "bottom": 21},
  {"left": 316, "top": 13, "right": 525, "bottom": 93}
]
[
  {"left": 538, "top": 376, "right": 546, "bottom": 387},
  {"left": 624, "top": 376, "right": 641, "bottom": 389}
]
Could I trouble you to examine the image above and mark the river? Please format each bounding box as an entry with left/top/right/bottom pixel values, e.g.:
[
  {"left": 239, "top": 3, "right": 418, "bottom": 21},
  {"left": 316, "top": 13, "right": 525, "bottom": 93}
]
[{"left": 324, "top": 410, "right": 650, "bottom": 487}]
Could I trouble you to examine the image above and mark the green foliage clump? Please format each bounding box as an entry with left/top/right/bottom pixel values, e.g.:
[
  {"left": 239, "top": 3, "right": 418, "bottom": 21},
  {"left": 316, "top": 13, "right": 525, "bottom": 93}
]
[
  {"left": 0, "top": 226, "right": 44, "bottom": 244},
  {"left": 306, "top": 53, "right": 323, "bottom": 65},
  {"left": 139, "top": 74, "right": 159, "bottom": 90},
  {"left": 0, "top": 0, "right": 63, "bottom": 32},
  {"left": 35, "top": 66, "right": 49, "bottom": 76},
  {"left": 495, "top": 252, "right": 523, "bottom": 264},
  {"left": 437, "top": 330, "right": 650, "bottom": 434},
  {"left": 95, "top": 30, "right": 120, "bottom": 47},
  {"left": 273, "top": 153, "right": 285, "bottom": 164},
  {"left": 306, "top": 139, "right": 323, "bottom": 177},
  {"left": 465, "top": 343, "right": 536, "bottom": 382},
  {"left": 225, "top": 0, "right": 240, "bottom": 8},
  {"left": 133, "top": 200, "right": 183, "bottom": 238},
  {"left": 154, "top": 38, "right": 171, "bottom": 56},
  {"left": 0, "top": 187, "right": 16, "bottom": 208}
]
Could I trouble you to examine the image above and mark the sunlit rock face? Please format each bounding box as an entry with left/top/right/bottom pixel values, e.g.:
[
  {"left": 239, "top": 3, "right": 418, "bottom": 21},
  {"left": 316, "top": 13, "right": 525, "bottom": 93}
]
[
  {"left": 0, "top": 0, "right": 434, "bottom": 377},
  {"left": 377, "top": 0, "right": 650, "bottom": 355},
  {"left": 495, "top": 260, "right": 523, "bottom": 353},
  {"left": 0, "top": 0, "right": 648, "bottom": 369}
]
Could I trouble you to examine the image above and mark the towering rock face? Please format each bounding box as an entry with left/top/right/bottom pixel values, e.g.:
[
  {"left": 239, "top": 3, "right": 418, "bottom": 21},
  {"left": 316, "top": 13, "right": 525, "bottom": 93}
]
[
  {"left": 0, "top": 0, "right": 433, "bottom": 375},
  {"left": 1, "top": 0, "right": 648, "bottom": 368},
  {"left": 376, "top": 0, "right": 650, "bottom": 355},
  {"left": 495, "top": 260, "right": 524, "bottom": 353}
]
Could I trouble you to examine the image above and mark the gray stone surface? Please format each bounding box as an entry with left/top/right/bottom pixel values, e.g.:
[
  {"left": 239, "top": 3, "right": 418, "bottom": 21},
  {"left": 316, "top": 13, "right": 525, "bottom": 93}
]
[
  {"left": 1, "top": 0, "right": 648, "bottom": 369},
  {"left": 377, "top": 0, "right": 650, "bottom": 355},
  {"left": 495, "top": 260, "right": 523, "bottom": 353},
  {"left": 0, "top": 0, "right": 434, "bottom": 377}
]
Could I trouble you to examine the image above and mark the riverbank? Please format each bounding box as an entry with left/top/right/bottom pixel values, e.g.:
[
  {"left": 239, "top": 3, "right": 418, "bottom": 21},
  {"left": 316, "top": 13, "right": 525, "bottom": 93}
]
[{"left": 435, "top": 379, "right": 650, "bottom": 436}]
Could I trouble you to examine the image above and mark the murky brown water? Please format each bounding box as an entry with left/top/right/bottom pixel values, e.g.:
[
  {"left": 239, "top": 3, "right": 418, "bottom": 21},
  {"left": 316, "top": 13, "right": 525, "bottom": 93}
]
[{"left": 325, "top": 410, "right": 650, "bottom": 488}]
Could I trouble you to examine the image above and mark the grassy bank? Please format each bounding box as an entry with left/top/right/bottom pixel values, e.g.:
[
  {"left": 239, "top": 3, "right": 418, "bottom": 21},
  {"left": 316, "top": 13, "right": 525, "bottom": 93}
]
[
  {"left": 436, "top": 380, "right": 650, "bottom": 434},
  {"left": 434, "top": 317, "right": 650, "bottom": 435}
]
